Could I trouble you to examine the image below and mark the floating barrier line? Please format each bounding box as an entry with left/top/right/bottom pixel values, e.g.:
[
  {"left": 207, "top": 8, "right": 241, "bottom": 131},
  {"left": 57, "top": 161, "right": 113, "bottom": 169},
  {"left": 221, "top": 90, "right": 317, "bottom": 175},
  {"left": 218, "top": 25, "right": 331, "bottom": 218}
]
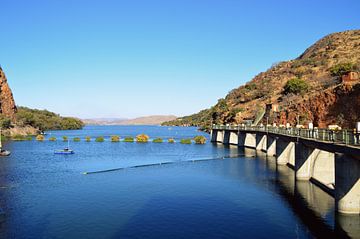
[{"left": 82, "top": 154, "right": 246, "bottom": 175}]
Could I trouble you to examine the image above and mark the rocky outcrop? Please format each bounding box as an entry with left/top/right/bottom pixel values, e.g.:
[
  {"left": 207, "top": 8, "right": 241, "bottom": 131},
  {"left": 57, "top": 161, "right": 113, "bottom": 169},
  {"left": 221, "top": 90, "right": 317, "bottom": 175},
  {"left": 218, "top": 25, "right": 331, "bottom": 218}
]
[{"left": 0, "top": 67, "right": 17, "bottom": 119}]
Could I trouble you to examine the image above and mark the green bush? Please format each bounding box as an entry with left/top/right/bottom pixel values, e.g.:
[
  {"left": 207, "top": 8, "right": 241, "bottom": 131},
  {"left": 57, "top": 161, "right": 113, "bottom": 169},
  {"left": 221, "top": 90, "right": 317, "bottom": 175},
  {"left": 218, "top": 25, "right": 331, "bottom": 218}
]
[
  {"left": 136, "top": 134, "right": 149, "bottom": 143},
  {"left": 168, "top": 138, "right": 175, "bottom": 143},
  {"left": 85, "top": 136, "right": 91, "bottom": 142},
  {"left": 36, "top": 135, "right": 45, "bottom": 141},
  {"left": 180, "top": 139, "right": 192, "bottom": 144},
  {"left": 111, "top": 135, "right": 120, "bottom": 142},
  {"left": 153, "top": 138, "right": 163, "bottom": 143},
  {"left": 194, "top": 135, "right": 206, "bottom": 144},
  {"left": 62, "top": 136, "right": 68, "bottom": 142},
  {"left": 329, "top": 62, "right": 356, "bottom": 77},
  {"left": 49, "top": 137, "right": 57, "bottom": 141},
  {"left": 16, "top": 106, "right": 84, "bottom": 131},
  {"left": 95, "top": 136, "right": 104, "bottom": 142},
  {"left": 0, "top": 115, "right": 11, "bottom": 129},
  {"left": 73, "top": 137, "right": 81, "bottom": 142},
  {"left": 124, "top": 137, "right": 134, "bottom": 142},
  {"left": 284, "top": 78, "right": 309, "bottom": 95}
]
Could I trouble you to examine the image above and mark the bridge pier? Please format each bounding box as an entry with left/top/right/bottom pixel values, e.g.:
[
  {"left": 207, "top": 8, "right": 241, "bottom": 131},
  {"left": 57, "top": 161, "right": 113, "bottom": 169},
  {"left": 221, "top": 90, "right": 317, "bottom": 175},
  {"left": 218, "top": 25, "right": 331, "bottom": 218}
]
[
  {"left": 266, "top": 135, "right": 277, "bottom": 156},
  {"left": 256, "top": 134, "right": 267, "bottom": 152},
  {"left": 229, "top": 132, "right": 238, "bottom": 145},
  {"left": 276, "top": 138, "right": 295, "bottom": 166},
  {"left": 212, "top": 126, "right": 360, "bottom": 214},
  {"left": 244, "top": 133, "right": 256, "bottom": 148},
  {"left": 216, "top": 130, "right": 225, "bottom": 143},
  {"left": 295, "top": 142, "right": 335, "bottom": 189},
  {"left": 335, "top": 153, "right": 360, "bottom": 214}
]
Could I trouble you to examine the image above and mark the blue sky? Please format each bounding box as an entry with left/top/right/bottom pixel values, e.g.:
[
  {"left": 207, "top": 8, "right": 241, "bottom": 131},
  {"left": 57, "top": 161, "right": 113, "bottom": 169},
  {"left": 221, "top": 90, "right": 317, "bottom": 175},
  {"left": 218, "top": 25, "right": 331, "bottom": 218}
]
[{"left": 1, "top": 0, "right": 359, "bottom": 118}]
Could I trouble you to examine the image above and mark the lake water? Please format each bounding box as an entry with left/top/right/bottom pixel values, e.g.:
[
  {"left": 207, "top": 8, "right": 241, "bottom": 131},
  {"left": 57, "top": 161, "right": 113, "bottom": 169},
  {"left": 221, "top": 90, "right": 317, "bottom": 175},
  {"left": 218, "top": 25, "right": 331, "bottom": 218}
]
[{"left": 0, "top": 126, "right": 358, "bottom": 238}]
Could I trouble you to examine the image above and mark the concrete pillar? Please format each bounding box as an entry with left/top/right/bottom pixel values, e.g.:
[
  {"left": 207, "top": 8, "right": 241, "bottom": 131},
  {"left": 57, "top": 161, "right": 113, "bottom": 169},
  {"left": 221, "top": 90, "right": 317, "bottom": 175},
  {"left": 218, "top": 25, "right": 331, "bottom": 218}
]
[
  {"left": 266, "top": 135, "right": 276, "bottom": 156},
  {"left": 312, "top": 151, "right": 335, "bottom": 189},
  {"left": 276, "top": 139, "right": 295, "bottom": 165},
  {"left": 244, "top": 133, "right": 256, "bottom": 148},
  {"left": 256, "top": 134, "right": 267, "bottom": 152},
  {"left": 229, "top": 132, "right": 238, "bottom": 145},
  {"left": 295, "top": 142, "right": 314, "bottom": 180},
  {"left": 216, "top": 130, "right": 224, "bottom": 143},
  {"left": 335, "top": 153, "right": 360, "bottom": 214}
]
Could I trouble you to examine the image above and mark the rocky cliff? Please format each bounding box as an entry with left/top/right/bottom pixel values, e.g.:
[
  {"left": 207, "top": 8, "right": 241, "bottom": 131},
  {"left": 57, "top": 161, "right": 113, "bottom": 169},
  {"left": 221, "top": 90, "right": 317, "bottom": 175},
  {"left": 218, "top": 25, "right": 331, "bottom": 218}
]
[
  {"left": 163, "top": 30, "right": 360, "bottom": 129},
  {"left": 0, "top": 67, "right": 17, "bottom": 119}
]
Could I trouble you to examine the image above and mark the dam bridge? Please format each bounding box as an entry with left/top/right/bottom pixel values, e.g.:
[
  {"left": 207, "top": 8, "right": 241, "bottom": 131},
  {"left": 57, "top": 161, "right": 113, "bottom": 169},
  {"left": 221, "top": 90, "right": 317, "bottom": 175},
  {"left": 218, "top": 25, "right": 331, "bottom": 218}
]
[{"left": 211, "top": 125, "right": 360, "bottom": 214}]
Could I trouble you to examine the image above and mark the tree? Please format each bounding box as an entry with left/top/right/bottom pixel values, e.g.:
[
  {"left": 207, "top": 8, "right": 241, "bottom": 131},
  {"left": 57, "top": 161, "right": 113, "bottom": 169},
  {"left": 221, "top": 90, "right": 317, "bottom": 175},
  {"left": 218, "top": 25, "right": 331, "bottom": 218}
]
[
  {"left": 284, "top": 78, "right": 309, "bottom": 95},
  {"left": 330, "top": 62, "right": 356, "bottom": 77}
]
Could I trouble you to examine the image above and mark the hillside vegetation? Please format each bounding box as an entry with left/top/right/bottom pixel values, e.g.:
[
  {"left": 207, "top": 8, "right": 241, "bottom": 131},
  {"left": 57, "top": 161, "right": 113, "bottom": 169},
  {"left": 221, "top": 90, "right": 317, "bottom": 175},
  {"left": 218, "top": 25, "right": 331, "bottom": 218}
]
[
  {"left": 163, "top": 30, "right": 360, "bottom": 129},
  {"left": 14, "top": 107, "right": 84, "bottom": 131}
]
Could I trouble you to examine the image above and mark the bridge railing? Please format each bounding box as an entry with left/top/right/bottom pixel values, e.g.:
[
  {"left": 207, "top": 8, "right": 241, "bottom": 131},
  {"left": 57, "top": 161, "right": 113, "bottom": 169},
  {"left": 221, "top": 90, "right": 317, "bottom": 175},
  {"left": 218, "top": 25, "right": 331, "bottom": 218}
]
[{"left": 212, "top": 125, "right": 360, "bottom": 146}]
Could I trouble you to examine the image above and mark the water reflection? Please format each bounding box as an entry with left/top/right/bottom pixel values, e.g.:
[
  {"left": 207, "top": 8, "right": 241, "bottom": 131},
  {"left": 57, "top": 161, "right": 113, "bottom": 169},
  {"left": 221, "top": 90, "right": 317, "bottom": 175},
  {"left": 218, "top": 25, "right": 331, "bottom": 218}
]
[
  {"left": 252, "top": 147, "right": 357, "bottom": 239},
  {"left": 220, "top": 145, "right": 358, "bottom": 238}
]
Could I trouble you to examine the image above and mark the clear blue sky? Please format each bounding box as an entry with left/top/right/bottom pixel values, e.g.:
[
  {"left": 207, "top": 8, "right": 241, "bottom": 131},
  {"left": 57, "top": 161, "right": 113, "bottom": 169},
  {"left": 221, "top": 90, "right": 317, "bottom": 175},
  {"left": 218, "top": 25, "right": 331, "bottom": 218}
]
[{"left": 1, "top": 0, "right": 359, "bottom": 119}]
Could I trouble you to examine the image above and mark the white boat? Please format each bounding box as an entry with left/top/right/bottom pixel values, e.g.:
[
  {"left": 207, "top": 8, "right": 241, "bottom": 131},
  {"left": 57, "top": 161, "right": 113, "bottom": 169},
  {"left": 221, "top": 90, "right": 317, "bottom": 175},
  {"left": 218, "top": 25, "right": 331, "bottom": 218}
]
[{"left": 54, "top": 140, "right": 74, "bottom": 155}]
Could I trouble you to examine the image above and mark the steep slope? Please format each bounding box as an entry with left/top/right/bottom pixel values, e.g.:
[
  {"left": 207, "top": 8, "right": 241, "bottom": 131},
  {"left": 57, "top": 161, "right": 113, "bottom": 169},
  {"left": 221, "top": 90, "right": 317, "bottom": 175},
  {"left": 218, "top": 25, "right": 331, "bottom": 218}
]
[
  {"left": 163, "top": 30, "right": 360, "bottom": 129},
  {"left": 0, "top": 66, "right": 17, "bottom": 119}
]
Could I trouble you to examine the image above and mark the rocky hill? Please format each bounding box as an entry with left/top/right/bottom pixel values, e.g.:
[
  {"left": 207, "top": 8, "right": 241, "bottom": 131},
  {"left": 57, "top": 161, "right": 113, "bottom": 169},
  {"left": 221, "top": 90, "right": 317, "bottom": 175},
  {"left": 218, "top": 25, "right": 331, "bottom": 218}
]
[
  {"left": 163, "top": 30, "right": 360, "bottom": 129},
  {"left": 0, "top": 66, "right": 17, "bottom": 119}
]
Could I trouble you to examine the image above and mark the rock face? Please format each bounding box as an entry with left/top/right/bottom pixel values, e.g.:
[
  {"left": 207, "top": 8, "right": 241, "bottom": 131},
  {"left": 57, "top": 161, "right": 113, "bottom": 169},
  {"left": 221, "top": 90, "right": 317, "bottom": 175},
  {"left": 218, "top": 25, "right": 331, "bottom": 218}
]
[{"left": 0, "top": 67, "right": 17, "bottom": 119}]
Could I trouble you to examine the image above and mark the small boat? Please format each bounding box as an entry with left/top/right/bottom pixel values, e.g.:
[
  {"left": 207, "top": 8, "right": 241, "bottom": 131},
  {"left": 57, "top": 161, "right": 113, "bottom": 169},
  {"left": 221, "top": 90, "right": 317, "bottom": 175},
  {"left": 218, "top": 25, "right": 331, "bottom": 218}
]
[
  {"left": 0, "top": 129, "right": 10, "bottom": 157},
  {"left": 54, "top": 148, "right": 74, "bottom": 155},
  {"left": 55, "top": 140, "right": 74, "bottom": 155}
]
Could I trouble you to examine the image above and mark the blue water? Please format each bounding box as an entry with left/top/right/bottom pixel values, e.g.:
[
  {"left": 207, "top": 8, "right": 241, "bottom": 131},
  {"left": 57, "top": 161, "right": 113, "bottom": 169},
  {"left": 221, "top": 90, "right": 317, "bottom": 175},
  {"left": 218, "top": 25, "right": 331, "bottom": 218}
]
[{"left": 0, "top": 126, "right": 356, "bottom": 238}]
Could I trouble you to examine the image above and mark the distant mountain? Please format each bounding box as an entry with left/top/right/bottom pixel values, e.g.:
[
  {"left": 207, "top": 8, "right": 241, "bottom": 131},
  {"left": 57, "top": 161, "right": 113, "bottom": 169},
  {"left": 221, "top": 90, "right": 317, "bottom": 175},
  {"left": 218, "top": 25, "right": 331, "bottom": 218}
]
[
  {"left": 84, "top": 115, "right": 177, "bottom": 125},
  {"left": 82, "top": 118, "right": 127, "bottom": 125}
]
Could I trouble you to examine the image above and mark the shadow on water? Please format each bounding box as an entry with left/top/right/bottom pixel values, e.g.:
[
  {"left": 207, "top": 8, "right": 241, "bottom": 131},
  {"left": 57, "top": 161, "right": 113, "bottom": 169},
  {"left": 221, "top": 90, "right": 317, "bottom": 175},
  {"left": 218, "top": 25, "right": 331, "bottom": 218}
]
[{"left": 255, "top": 150, "right": 357, "bottom": 239}]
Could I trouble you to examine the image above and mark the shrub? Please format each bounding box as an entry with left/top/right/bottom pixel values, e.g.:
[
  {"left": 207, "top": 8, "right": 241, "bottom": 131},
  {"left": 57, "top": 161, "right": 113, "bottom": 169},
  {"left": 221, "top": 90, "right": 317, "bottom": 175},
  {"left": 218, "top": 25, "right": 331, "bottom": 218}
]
[
  {"left": 136, "top": 134, "right": 149, "bottom": 143},
  {"left": 62, "top": 136, "right": 68, "bottom": 142},
  {"left": 0, "top": 115, "right": 11, "bottom": 129},
  {"left": 329, "top": 62, "right": 356, "bottom": 77},
  {"left": 73, "top": 137, "right": 81, "bottom": 142},
  {"left": 180, "top": 139, "right": 192, "bottom": 144},
  {"left": 95, "top": 136, "right": 104, "bottom": 142},
  {"left": 111, "top": 135, "right": 120, "bottom": 142},
  {"left": 36, "top": 135, "right": 45, "bottom": 141},
  {"left": 168, "top": 138, "right": 175, "bottom": 143},
  {"left": 124, "top": 137, "right": 134, "bottom": 142},
  {"left": 153, "top": 138, "right": 163, "bottom": 143},
  {"left": 194, "top": 135, "right": 206, "bottom": 144},
  {"left": 284, "top": 78, "right": 309, "bottom": 95},
  {"left": 85, "top": 136, "right": 91, "bottom": 142},
  {"left": 16, "top": 106, "right": 84, "bottom": 131},
  {"left": 49, "top": 137, "right": 57, "bottom": 141}
]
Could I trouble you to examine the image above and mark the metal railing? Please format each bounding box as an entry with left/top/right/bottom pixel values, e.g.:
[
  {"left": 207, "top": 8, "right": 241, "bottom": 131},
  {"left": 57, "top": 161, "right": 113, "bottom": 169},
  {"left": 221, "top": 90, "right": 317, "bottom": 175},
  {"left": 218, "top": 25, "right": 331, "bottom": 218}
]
[{"left": 212, "top": 125, "right": 360, "bottom": 146}]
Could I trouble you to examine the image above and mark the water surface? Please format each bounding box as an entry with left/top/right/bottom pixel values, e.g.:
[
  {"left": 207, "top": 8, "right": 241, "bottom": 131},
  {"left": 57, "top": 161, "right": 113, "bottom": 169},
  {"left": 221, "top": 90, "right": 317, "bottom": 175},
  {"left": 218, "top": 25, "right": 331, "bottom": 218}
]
[{"left": 0, "top": 126, "right": 357, "bottom": 238}]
